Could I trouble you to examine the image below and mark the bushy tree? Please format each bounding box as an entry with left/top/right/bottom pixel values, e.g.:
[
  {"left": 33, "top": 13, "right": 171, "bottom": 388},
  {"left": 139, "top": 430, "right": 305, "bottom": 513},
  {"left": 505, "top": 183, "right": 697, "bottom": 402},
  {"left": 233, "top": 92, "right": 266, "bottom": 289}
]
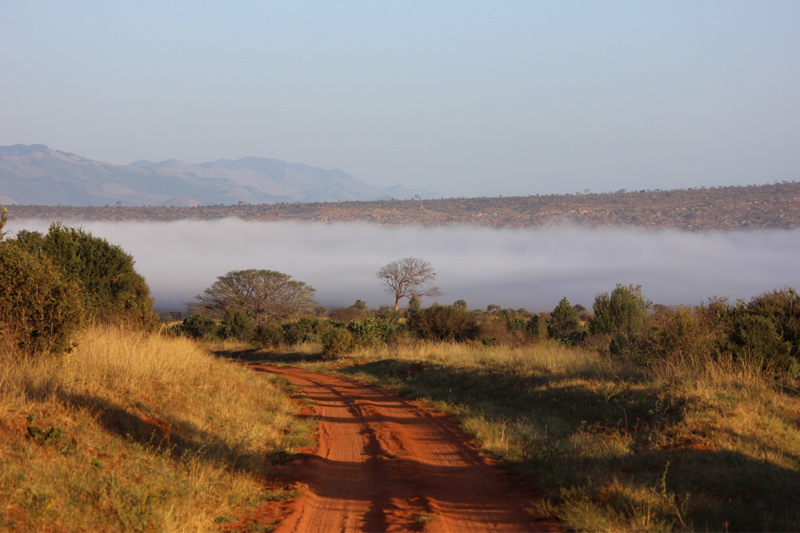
[
  {"left": 14, "top": 223, "right": 155, "bottom": 328},
  {"left": 0, "top": 241, "right": 85, "bottom": 356},
  {"left": 548, "top": 297, "right": 586, "bottom": 345},
  {"left": 590, "top": 284, "right": 651, "bottom": 355},
  {"left": 590, "top": 284, "right": 652, "bottom": 337},
  {"left": 198, "top": 269, "right": 316, "bottom": 324}
]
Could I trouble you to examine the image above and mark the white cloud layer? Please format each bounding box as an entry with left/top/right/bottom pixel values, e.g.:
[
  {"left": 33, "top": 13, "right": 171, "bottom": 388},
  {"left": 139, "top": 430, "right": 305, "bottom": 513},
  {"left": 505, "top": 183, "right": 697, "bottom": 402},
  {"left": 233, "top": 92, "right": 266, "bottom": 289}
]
[{"left": 7, "top": 219, "right": 800, "bottom": 313}]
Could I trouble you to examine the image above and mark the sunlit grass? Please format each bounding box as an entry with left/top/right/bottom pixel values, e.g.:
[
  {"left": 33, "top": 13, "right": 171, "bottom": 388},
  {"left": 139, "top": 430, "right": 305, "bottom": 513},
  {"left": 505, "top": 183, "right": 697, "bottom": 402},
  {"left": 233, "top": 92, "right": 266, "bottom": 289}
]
[{"left": 0, "top": 325, "right": 312, "bottom": 532}]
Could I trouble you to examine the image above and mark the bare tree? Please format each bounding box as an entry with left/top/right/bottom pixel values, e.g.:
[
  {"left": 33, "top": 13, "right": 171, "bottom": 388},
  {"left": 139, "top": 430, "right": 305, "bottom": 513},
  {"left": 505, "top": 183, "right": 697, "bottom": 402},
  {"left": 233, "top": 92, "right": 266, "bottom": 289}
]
[
  {"left": 377, "top": 257, "right": 441, "bottom": 311},
  {"left": 197, "top": 269, "right": 316, "bottom": 324}
]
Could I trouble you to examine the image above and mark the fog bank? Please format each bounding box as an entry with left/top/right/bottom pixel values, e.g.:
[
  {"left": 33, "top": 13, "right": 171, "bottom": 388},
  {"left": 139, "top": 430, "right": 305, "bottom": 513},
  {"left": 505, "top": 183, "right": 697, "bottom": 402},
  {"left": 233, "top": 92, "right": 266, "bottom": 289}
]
[{"left": 7, "top": 219, "right": 799, "bottom": 313}]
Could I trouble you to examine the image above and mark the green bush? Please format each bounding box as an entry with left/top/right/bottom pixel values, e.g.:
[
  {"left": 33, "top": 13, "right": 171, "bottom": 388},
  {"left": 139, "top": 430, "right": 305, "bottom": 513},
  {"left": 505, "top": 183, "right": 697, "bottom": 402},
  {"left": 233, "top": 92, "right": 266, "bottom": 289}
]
[
  {"left": 15, "top": 223, "right": 156, "bottom": 328},
  {"left": 745, "top": 288, "right": 800, "bottom": 362},
  {"left": 218, "top": 309, "right": 255, "bottom": 340},
  {"left": 728, "top": 312, "right": 793, "bottom": 376},
  {"left": 322, "top": 327, "right": 354, "bottom": 357},
  {"left": 590, "top": 284, "right": 651, "bottom": 355},
  {"left": 633, "top": 301, "right": 731, "bottom": 365},
  {"left": 282, "top": 317, "right": 332, "bottom": 345},
  {"left": 348, "top": 315, "right": 399, "bottom": 348},
  {"left": 409, "top": 304, "right": 479, "bottom": 342},
  {"left": 0, "top": 241, "right": 85, "bottom": 356},
  {"left": 547, "top": 297, "right": 587, "bottom": 345},
  {"left": 178, "top": 315, "right": 218, "bottom": 340},
  {"left": 251, "top": 322, "right": 285, "bottom": 348}
]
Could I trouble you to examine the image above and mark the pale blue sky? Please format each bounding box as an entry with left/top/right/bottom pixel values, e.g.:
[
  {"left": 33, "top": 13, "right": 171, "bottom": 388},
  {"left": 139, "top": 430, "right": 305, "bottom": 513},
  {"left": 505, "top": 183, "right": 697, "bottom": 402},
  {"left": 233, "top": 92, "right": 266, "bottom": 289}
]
[{"left": 2, "top": 1, "right": 799, "bottom": 197}]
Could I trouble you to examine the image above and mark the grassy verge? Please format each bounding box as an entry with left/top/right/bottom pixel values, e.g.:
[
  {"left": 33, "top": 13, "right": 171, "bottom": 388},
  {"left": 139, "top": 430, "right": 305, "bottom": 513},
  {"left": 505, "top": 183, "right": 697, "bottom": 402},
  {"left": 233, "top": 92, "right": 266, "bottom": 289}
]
[
  {"left": 0, "top": 326, "right": 313, "bottom": 532},
  {"left": 251, "top": 340, "right": 800, "bottom": 531}
]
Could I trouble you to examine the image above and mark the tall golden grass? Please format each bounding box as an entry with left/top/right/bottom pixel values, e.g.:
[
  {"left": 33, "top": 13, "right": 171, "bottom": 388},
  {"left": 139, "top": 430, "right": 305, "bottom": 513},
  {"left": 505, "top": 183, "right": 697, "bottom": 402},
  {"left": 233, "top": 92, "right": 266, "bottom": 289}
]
[{"left": 1, "top": 325, "right": 310, "bottom": 531}]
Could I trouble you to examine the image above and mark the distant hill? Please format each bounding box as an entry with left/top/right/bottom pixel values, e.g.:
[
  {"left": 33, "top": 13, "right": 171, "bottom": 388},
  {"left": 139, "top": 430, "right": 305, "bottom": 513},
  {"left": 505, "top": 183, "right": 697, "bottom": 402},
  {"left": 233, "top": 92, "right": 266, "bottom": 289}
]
[
  {"left": 0, "top": 144, "right": 436, "bottom": 206},
  {"left": 7, "top": 181, "right": 800, "bottom": 232}
]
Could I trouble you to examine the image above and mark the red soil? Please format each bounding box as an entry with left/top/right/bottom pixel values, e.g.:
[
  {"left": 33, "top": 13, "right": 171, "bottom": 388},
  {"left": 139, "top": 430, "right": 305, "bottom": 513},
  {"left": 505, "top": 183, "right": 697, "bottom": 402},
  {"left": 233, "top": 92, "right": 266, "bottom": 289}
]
[{"left": 250, "top": 365, "right": 556, "bottom": 533}]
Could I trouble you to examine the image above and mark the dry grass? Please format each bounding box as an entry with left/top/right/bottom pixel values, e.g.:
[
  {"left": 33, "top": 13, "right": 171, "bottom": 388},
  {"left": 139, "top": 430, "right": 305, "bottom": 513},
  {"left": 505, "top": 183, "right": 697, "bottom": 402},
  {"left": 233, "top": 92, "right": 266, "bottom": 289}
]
[
  {"left": 0, "top": 325, "right": 311, "bottom": 532},
  {"left": 289, "top": 340, "right": 800, "bottom": 532}
]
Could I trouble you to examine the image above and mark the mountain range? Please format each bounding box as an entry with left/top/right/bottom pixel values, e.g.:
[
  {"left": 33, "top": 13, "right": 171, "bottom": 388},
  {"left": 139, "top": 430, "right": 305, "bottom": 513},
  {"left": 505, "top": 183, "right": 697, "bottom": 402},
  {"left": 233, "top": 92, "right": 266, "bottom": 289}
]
[{"left": 0, "top": 144, "right": 436, "bottom": 206}]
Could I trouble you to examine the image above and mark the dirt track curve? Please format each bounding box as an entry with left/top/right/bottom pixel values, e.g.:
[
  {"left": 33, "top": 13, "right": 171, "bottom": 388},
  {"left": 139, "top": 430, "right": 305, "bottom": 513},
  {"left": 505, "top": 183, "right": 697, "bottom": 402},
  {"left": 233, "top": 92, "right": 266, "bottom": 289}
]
[{"left": 253, "top": 365, "right": 553, "bottom": 533}]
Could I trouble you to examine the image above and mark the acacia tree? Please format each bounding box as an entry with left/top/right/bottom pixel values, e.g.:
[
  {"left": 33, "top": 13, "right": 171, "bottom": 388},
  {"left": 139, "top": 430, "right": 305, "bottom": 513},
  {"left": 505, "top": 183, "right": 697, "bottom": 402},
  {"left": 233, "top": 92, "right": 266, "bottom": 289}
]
[
  {"left": 198, "top": 269, "right": 316, "bottom": 324},
  {"left": 376, "top": 257, "right": 441, "bottom": 311}
]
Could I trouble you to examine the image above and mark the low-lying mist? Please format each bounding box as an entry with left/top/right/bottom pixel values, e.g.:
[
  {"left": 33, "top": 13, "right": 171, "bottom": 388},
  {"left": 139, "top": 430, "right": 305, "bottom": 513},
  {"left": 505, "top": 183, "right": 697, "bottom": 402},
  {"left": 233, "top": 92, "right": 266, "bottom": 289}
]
[{"left": 7, "top": 219, "right": 800, "bottom": 314}]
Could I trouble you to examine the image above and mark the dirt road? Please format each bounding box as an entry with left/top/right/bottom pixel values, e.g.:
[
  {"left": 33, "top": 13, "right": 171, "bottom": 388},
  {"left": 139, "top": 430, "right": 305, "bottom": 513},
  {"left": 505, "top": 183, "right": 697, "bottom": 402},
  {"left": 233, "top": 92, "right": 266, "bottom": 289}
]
[{"left": 253, "top": 365, "right": 551, "bottom": 533}]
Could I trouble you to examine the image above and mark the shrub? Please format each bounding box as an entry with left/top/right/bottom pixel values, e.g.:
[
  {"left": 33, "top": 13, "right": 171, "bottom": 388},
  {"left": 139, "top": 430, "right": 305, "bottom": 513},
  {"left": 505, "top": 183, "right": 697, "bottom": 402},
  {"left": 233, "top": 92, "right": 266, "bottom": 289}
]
[
  {"left": 15, "top": 224, "right": 156, "bottom": 328},
  {"left": 348, "top": 315, "right": 399, "bottom": 348},
  {"left": 728, "top": 313, "right": 794, "bottom": 376},
  {"left": 547, "top": 297, "right": 587, "bottom": 345},
  {"left": 0, "top": 241, "right": 85, "bottom": 356},
  {"left": 251, "top": 323, "right": 285, "bottom": 348},
  {"left": 178, "top": 315, "right": 218, "bottom": 340},
  {"left": 282, "top": 317, "right": 331, "bottom": 345},
  {"left": 322, "top": 327, "right": 354, "bottom": 357},
  {"left": 635, "top": 304, "right": 728, "bottom": 365},
  {"left": 745, "top": 288, "right": 800, "bottom": 362},
  {"left": 218, "top": 309, "right": 255, "bottom": 340},
  {"left": 409, "top": 304, "right": 479, "bottom": 342},
  {"left": 590, "top": 284, "right": 651, "bottom": 356}
]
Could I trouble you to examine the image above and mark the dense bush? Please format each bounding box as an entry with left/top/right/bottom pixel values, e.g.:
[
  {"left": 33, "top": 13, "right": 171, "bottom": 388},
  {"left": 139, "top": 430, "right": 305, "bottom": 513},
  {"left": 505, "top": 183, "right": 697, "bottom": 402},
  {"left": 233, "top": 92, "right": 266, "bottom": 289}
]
[
  {"left": 409, "top": 304, "right": 479, "bottom": 342},
  {"left": 281, "top": 317, "right": 333, "bottom": 345},
  {"left": 15, "top": 224, "right": 156, "bottom": 329},
  {"left": 218, "top": 309, "right": 255, "bottom": 340},
  {"left": 547, "top": 298, "right": 587, "bottom": 345},
  {"left": 177, "top": 315, "right": 218, "bottom": 340},
  {"left": 635, "top": 302, "right": 729, "bottom": 364},
  {"left": 322, "top": 327, "right": 354, "bottom": 357},
  {"left": 745, "top": 288, "right": 800, "bottom": 362},
  {"left": 0, "top": 241, "right": 85, "bottom": 356},
  {"left": 251, "top": 322, "right": 285, "bottom": 348},
  {"left": 590, "top": 284, "right": 651, "bottom": 355},
  {"left": 728, "top": 313, "right": 793, "bottom": 375},
  {"left": 348, "top": 314, "right": 399, "bottom": 348}
]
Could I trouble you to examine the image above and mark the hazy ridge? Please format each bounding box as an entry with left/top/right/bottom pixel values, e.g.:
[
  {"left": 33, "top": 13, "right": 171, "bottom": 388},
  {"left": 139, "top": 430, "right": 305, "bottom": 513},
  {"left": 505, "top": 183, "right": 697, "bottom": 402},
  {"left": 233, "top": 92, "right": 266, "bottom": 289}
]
[
  {"left": 0, "top": 144, "right": 436, "bottom": 206},
  {"left": 6, "top": 180, "right": 800, "bottom": 231}
]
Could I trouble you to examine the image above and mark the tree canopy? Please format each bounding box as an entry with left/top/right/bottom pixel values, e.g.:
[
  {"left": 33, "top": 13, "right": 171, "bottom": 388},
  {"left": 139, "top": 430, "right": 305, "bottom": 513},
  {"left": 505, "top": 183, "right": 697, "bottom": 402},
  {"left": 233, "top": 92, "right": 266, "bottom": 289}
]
[
  {"left": 376, "top": 257, "right": 441, "bottom": 311},
  {"left": 197, "top": 269, "right": 316, "bottom": 324}
]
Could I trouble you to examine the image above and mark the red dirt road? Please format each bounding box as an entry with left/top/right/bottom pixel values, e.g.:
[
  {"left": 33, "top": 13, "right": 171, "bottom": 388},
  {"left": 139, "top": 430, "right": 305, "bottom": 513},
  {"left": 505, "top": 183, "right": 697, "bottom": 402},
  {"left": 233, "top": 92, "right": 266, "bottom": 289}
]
[{"left": 254, "top": 365, "right": 552, "bottom": 533}]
